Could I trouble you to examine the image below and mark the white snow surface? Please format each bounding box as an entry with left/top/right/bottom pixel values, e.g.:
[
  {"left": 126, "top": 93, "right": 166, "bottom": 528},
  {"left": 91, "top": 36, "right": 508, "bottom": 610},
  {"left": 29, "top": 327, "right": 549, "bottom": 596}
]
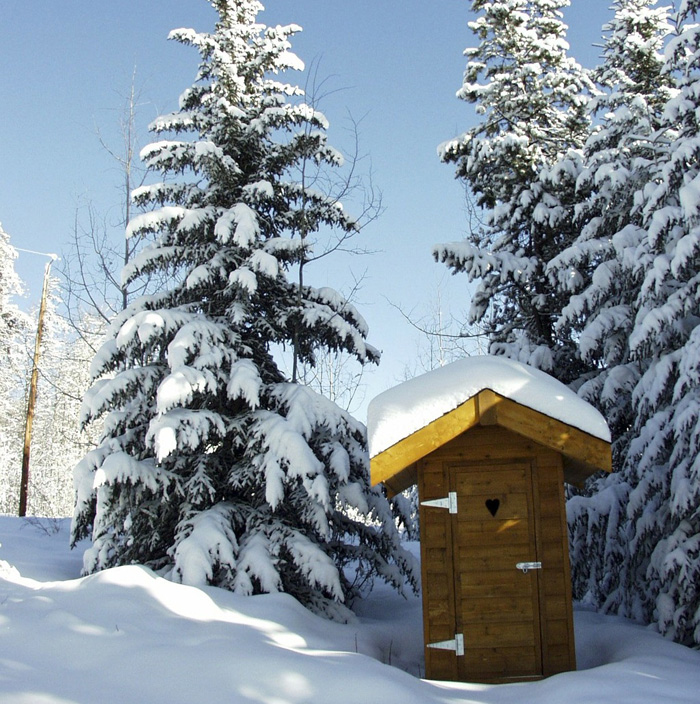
[
  {"left": 368, "top": 356, "right": 611, "bottom": 458},
  {"left": 1, "top": 516, "right": 699, "bottom": 703}
]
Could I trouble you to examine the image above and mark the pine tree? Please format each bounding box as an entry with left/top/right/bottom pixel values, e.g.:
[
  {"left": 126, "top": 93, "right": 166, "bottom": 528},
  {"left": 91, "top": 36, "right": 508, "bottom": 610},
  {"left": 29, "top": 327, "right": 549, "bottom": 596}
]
[
  {"left": 435, "top": 0, "right": 593, "bottom": 383},
  {"left": 556, "top": 0, "right": 672, "bottom": 616},
  {"left": 0, "top": 223, "right": 30, "bottom": 513},
  {"left": 71, "top": 0, "right": 417, "bottom": 619},
  {"left": 554, "top": 0, "right": 671, "bottom": 449},
  {"left": 0, "top": 223, "right": 25, "bottom": 334},
  {"left": 618, "top": 0, "right": 700, "bottom": 644},
  {"left": 567, "top": 0, "right": 700, "bottom": 646}
]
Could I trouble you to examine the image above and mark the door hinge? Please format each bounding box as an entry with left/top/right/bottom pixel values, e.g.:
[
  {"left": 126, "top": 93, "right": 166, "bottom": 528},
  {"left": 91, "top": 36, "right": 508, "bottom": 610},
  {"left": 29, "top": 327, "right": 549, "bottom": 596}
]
[
  {"left": 516, "top": 561, "right": 542, "bottom": 573},
  {"left": 427, "top": 633, "right": 464, "bottom": 657},
  {"left": 420, "top": 491, "right": 458, "bottom": 514}
]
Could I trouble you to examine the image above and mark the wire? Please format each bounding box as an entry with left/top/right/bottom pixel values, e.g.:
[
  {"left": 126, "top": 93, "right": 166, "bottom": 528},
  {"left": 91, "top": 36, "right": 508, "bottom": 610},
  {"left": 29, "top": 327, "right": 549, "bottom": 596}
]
[{"left": 15, "top": 247, "right": 59, "bottom": 260}]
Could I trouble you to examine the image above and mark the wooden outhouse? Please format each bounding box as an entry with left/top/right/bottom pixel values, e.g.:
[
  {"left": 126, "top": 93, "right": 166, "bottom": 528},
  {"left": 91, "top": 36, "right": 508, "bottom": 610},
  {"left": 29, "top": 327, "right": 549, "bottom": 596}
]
[{"left": 368, "top": 357, "right": 611, "bottom": 684}]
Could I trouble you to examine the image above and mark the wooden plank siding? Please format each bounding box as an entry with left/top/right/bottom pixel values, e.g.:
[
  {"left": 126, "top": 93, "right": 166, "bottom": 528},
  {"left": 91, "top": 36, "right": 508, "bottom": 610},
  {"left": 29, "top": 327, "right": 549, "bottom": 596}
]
[
  {"left": 418, "top": 454, "right": 459, "bottom": 681},
  {"left": 417, "top": 426, "right": 576, "bottom": 683},
  {"left": 370, "top": 388, "right": 610, "bottom": 684},
  {"left": 451, "top": 459, "right": 543, "bottom": 682}
]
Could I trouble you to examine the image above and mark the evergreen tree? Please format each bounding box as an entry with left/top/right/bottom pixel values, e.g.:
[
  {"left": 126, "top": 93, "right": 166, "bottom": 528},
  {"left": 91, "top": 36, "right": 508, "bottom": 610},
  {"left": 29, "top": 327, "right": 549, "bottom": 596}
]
[
  {"left": 435, "top": 0, "right": 593, "bottom": 383},
  {"left": 71, "top": 0, "right": 417, "bottom": 619},
  {"left": 557, "top": 0, "right": 672, "bottom": 616},
  {"left": 0, "top": 223, "right": 25, "bottom": 335},
  {"left": 567, "top": 0, "right": 700, "bottom": 646},
  {"left": 618, "top": 0, "right": 700, "bottom": 644},
  {"left": 0, "top": 223, "right": 30, "bottom": 513},
  {"left": 554, "top": 0, "right": 671, "bottom": 449}
]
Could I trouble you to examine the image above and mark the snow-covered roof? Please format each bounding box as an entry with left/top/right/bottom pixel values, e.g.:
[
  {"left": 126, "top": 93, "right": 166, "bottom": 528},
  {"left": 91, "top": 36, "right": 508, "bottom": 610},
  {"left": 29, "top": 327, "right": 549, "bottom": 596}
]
[{"left": 368, "top": 356, "right": 611, "bottom": 460}]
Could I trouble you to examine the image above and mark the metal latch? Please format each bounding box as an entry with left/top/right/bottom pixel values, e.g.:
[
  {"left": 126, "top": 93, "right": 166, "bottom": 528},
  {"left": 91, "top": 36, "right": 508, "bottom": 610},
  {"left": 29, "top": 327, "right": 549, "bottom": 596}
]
[
  {"left": 516, "top": 561, "right": 542, "bottom": 573},
  {"left": 420, "top": 491, "right": 458, "bottom": 514},
  {"left": 427, "top": 633, "right": 464, "bottom": 657}
]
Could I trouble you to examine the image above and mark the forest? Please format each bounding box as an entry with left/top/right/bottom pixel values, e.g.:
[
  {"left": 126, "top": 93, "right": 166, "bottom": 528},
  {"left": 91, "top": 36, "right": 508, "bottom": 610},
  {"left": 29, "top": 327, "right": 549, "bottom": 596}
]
[{"left": 2, "top": 0, "right": 700, "bottom": 650}]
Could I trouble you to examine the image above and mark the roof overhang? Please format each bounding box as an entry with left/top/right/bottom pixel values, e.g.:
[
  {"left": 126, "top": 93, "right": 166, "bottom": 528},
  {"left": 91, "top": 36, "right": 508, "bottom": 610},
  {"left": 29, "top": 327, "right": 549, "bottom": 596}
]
[{"left": 371, "top": 389, "right": 612, "bottom": 496}]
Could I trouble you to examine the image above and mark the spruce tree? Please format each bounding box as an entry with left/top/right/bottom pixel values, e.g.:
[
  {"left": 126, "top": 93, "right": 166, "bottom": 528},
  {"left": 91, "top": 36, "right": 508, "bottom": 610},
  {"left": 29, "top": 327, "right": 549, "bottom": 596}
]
[
  {"left": 435, "top": 0, "right": 593, "bottom": 383},
  {"left": 0, "top": 223, "right": 30, "bottom": 513},
  {"left": 618, "top": 0, "right": 700, "bottom": 644},
  {"left": 0, "top": 223, "right": 24, "bottom": 334},
  {"left": 567, "top": 0, "right": 700, "bottom": 646},
  {"left": 557, "top": 0, "right": 672, "bottom": 616},
  {"left": 554, "top": 0, "right": 671, "bottom": 447},
  {"left": 71, "top": 0, "right": 417, "bottom": 619}
]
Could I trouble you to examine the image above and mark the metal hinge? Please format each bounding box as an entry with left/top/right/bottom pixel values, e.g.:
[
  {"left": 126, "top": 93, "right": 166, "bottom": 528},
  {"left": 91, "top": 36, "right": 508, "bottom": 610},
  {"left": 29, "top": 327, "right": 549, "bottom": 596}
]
[
  {"left": 516, "top": 561, "right": 542, "bottom": 573},
  {"left": 427, "top": 633, "right": 464, "bottom": 657},
  {"left": 420, "top": 491, "right": 458, "bottom": 514}
]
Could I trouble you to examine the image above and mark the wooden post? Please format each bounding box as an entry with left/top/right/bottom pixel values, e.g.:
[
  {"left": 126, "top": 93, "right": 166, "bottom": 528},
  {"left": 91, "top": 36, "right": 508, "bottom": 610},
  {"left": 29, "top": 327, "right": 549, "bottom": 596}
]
[{"left": 18, "top": 255, "right": 56, "bottom": 517}]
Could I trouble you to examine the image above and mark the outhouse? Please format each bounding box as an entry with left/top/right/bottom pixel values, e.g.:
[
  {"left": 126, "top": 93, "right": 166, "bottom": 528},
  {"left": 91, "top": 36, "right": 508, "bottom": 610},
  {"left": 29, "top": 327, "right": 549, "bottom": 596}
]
[{"left": 368, "top": 356, "right": 611, "bottom": 684}]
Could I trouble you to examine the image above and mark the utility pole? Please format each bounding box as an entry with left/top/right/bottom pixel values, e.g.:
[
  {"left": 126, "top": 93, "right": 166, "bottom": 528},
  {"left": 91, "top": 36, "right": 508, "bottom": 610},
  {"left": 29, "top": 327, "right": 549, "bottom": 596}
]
[{"left": 18, "top": 251, "right": 58, "bottom": 517}]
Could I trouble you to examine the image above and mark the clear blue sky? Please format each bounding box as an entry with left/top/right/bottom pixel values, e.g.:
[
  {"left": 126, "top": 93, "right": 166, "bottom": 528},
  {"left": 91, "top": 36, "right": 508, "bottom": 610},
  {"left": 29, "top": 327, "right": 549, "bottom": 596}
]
[{"left": 0, "top": 0, "right": 613, "bottom": 416}]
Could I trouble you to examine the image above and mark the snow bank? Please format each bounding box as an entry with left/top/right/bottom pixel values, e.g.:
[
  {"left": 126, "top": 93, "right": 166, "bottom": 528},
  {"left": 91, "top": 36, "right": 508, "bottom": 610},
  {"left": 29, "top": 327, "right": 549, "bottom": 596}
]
[
  {"left": 368, "top": 356, "right": 610, "bottom": 458},
  {"left": 2, "top": 517, "right": 700, "bottom": 704}
]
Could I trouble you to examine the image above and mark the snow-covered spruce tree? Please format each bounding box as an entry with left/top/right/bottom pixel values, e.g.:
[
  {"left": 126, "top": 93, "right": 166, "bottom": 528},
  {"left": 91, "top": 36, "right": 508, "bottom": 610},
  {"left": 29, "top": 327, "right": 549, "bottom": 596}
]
[
  {"left": 71, "top": 0, "right": 417, "bottom": 619},
  {"left": 0, "top": 223, "right": 30, "bottom": 513},
  {"left": 0, "top": 223, "right": 25, "bottom": 344},
  {"left": 435, "top": 0, "right": 593, "bottom": 384},
  {"left": 553, "top": 0, "right": 672, "bottom": 457},
  {"left": 608, "top": 0, "right": 700, "bottom": 645},
  {"left": 555, "top": 0, "right": 673, "bottom": 616}
]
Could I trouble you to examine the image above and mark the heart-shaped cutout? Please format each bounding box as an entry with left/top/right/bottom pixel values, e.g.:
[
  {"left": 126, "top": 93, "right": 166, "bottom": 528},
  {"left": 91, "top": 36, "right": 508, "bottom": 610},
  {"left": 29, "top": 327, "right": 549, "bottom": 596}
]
[{"left": 485, "top": 498, "right": 500, "bottom": 517}]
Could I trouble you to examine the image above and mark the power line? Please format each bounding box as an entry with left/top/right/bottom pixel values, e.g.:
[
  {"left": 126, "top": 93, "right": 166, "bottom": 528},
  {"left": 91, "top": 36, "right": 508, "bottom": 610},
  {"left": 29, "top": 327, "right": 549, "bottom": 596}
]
[{"left": 15, "top": 247, "right": 59, "bottom": 260}]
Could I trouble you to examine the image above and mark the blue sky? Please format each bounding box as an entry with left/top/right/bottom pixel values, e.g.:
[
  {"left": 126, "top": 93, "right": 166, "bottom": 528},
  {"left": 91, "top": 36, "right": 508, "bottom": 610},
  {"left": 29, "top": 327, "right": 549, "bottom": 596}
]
[{"left": 0, "top": 0, "right": 613, "bottom": 415}]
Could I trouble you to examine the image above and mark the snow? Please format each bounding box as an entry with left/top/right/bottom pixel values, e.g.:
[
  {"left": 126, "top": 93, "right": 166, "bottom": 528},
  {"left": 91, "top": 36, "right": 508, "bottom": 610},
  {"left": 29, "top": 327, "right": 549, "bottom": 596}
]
[
  {"left": 368, "top": 356, "right": 611, "bottom": 459},
  {"left": 226, "top": 359, "right": 262, "bottom": 409},
  {"left": 215, "top": 203, "right": 260, "bottom": 247},
  {"left": 157, "top": 367, "right": 217, "bottom": 413},
  {"left": 254, "top": 411, "right": 326, "bottom": 510},
  {"left": 1, "top": 516, "right": 699, "bottom": 704},
  {"left": 146, "top": 408, "right": 227, "bottom": 460},
  {"left": 169, "top": 504, "right": 238, "bottom": 587}
]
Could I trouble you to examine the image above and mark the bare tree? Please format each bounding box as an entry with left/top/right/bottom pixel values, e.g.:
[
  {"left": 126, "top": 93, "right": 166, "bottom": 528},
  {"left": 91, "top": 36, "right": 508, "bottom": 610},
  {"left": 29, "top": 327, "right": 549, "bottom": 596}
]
[
  {"left": 9, "top": 75, "right": 158, "bottom": 517},
  {"left": 388, "top": 275, "right": 489, "bottom": 380},
  {"left": 290, "top": 59, "right": 383, "bottom": 386},
  {"left": 59, "top": 71, "right": 155, "bottom": 350}
]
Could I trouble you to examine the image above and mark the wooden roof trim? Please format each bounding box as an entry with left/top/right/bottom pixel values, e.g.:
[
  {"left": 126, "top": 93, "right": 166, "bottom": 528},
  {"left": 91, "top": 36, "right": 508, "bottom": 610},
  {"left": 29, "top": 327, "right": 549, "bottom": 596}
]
[
  {"left": 370, "top": 389, "right": 611, "bottom": 490},
  {"left": 382, "top": 463, "right": 417, "bottom": 499},
  {"left": 481, "top": 390, "right": 612, "bottom": 474},
  {"left": 370, "top": 395, "right": 480, "bottom": 487}
]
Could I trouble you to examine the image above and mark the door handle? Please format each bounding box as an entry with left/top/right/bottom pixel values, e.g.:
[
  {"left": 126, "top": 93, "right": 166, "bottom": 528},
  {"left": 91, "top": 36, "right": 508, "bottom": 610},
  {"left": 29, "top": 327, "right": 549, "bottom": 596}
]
[{"left": 516, "top": 561, "right": 542, "bottom": 573}]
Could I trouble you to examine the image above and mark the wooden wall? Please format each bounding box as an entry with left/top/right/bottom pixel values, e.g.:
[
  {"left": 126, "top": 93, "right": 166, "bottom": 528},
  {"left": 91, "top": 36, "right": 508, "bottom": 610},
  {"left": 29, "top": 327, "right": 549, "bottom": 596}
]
[{"left": 417, "top": 424, "right": 576, "bottom": 683}]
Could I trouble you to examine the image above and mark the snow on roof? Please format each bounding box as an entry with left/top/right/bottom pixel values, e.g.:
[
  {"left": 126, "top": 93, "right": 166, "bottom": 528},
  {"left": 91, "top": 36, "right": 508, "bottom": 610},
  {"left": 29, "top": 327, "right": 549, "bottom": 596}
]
[{"left": 367, "top": 356, "right": 611, "bottom": 458}]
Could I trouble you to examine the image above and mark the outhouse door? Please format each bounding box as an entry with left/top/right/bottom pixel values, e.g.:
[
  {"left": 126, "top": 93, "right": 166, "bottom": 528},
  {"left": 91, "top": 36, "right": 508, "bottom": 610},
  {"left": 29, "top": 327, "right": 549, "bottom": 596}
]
[{"left": 421, "top": 458, "right": 545, "bottom": 683}]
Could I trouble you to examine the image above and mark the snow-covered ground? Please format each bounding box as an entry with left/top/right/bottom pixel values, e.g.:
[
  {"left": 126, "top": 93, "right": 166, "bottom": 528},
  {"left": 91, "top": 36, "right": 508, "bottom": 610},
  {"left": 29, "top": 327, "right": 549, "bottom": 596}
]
[{"left": 1, "top": 517, "right": 699, "bottom": 704}]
